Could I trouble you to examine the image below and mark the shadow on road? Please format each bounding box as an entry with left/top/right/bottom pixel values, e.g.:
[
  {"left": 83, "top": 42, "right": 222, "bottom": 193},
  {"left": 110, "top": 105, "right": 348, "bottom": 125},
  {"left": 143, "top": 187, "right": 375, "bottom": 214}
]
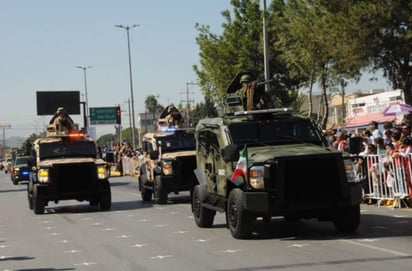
[{"left": 240, "top": 211, "right": 412, "bottom": 240}]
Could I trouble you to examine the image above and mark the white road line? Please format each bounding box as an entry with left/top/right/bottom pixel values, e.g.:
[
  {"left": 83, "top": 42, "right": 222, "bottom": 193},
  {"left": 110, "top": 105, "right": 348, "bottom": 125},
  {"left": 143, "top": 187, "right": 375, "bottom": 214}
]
[{"left": 340, "top": 239, "right": 411, "bottom": 256}]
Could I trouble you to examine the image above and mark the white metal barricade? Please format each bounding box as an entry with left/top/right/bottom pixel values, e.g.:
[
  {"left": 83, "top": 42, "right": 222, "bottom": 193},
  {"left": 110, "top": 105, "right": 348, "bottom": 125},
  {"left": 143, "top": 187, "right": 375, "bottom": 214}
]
[{"left": 361, "top": 154, "right": 411, "bottom": 208}]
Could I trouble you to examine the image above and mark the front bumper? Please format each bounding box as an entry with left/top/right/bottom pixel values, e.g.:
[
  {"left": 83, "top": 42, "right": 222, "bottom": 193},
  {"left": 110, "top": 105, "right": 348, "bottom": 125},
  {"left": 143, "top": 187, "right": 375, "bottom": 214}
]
[{"left": 243, "top": 183, "right": 362, "bottom": 216}]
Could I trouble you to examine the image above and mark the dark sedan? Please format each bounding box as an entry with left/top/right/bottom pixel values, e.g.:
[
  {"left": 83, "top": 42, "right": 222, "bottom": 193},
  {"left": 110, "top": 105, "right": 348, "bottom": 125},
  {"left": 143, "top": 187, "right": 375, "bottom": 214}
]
[{"left": 11, "top": 156, "right": 31, "bottom": 185}]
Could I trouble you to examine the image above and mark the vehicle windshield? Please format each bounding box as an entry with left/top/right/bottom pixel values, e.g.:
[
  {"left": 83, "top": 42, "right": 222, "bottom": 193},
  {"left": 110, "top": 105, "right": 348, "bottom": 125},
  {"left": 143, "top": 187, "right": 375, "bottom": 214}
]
[
  {"left": 39, "top": 140, "right": 97, "bottom": 160},
  {"left": 229, "top": 118, "right": 323, "bottom": 146},
  {"left": 15, "top": 157, "right": 30, "bottom": 166},
  {"left": 156, "top": 131, "right": 196, "bottom": 153}
]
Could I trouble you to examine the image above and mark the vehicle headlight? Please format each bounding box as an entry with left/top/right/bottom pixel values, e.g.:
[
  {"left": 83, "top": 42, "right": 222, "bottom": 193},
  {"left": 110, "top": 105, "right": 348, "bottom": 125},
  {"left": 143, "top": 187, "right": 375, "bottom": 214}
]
[
  {"left": 97, "top": 165, "right": 109, "bottom": 180},
  {"left": 249, "top": 165, "right": 265, "bottom": 189},
  {"left": 38, "top": 169, "right": 49, "bottom": 183},
  {"left": 162, "top": 161, "right": 173, "bottom": 176},
  {"left": 344, "top": 159, "right": 359, "bottom": 183}
]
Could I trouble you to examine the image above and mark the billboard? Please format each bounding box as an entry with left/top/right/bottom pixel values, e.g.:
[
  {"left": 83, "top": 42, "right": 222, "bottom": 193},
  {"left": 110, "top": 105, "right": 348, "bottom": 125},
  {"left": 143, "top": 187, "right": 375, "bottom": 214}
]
[{"left": 36, "top": 91, "right": 81, "bottom": 115}]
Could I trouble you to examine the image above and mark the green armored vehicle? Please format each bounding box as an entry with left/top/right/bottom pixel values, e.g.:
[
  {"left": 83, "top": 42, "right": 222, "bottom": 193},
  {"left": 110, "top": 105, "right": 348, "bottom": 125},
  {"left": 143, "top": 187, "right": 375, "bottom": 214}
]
[{"left": 191, "top": 73, "right": 362, "bottom": 239}]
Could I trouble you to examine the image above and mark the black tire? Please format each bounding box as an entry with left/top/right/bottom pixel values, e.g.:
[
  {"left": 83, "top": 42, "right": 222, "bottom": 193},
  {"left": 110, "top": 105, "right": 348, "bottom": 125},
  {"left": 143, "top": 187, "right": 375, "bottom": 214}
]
[
  {"left": 154, "top": 176, "right": 168, "bottom": 204},
  {"left": 192, "top": 185, "right": 215, "bottom": 227},
  {"left": 27, "top": 183, "right": 33, "bottom": 210},
  {"left": 227, "top": 188, "right": 255, "bottom": 239},
  {"left": 12, "top": 178, "right": 18, "bottom": 185},
  {"left": 140, "top": 175, "right": 153, "bottom": 202},
  {"left": 33, "top": 185, "right": 45, "bottom": 214},
  {"left": 89, "top": 199, "right": 99, "bottom": 207},
  {"left": 100, "top": 181, "right": 112, "bottom": 210},
  {"left": 332, "top": 204, "right": 360, "bottom": 233}
]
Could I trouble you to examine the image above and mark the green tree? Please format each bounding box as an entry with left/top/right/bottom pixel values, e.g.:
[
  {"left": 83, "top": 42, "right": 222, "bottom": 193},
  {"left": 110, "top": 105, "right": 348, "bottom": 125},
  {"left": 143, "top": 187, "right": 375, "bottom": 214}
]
[
  {"left": 97, "top": 133, "right": 117, "bottom": 147},
  {"left": 19, "top": 133, "right": 39, "bottom": 156},
  {"left": 367, "top": 1, "right": 412, "bottom": 104},
  {"left": 144, "top": 95, "right": 159, "bottom": 120},
  {"left": 190, "top": 98, "right": 218, "bottom": 127},
  {"left": 194, "top": 0, "right": 294, "bottom": 107}
]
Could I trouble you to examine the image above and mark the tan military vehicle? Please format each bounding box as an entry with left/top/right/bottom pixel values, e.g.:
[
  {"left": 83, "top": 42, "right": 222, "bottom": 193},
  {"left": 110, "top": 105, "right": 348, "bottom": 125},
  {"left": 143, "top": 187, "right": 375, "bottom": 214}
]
[
  {"left": 27, "top": 128, "right": 111, "bottom": 214},
  {"left": 138, "top": 105, "right": 197, "bottom": 204}
]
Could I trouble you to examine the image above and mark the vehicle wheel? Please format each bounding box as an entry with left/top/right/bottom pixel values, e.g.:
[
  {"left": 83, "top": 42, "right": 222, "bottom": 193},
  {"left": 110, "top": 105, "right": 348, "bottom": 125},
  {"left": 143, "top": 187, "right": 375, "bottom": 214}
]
[
  {"left": 33, "top": 185, "right": 45, "bottom": 214},
  {"left": 100, "top": 181, "right": 112, "bottom": 210},
  {"left": 27, "top": 183, "right": 33, "bottom": 210},
  {"left": 12, "top": 178, "right": 18, "bottom": 185},
  {"left": 227, "top": 188, "right": 255, "bottom": 239},
  {"left": 332, "top": 204, "right": 360, "bottom": 233},
  {"left": 192, "top": 185, "right": 215, "bottom": 228},
  {"left": 89, "top": 199, "right": 99, "bottom": 207},
  {"left": 154, "top": 176, "right": 168, "bottom": 204},
  {"left": 140, "top": 175, "right": 153, "bottom": 202}
]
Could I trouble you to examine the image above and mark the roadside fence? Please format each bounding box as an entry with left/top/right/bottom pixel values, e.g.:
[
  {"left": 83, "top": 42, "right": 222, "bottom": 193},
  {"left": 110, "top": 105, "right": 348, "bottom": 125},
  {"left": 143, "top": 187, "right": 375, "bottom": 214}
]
[{"left": 358, "top": 154, "right": 412, "bottom": 208}]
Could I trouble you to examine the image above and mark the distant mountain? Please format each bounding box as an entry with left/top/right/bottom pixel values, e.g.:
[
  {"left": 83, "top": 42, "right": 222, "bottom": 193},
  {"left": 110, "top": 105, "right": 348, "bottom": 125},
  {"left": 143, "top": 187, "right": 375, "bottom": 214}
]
[{"left": 5, "top": 136, "right": 26, "bottom": 148}]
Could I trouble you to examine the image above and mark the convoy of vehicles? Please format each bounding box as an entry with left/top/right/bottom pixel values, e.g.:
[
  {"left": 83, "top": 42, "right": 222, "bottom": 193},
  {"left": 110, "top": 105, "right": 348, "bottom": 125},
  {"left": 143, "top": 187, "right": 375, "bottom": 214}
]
[{"left": 2, "top": 73, "right": 363, "bottom": 239}]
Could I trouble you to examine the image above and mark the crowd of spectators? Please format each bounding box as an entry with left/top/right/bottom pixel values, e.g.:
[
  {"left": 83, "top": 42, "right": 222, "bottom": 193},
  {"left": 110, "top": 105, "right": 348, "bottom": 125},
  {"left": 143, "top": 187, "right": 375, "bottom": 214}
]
[
  {"left": 325, "top": 117, "right": 412, "bottom": 200},
  {"left": 100, "top": 141, "right": 144, "bottom": 177},
  {"left": 325, "top": 119, "right": 412, "bottom": 157}
]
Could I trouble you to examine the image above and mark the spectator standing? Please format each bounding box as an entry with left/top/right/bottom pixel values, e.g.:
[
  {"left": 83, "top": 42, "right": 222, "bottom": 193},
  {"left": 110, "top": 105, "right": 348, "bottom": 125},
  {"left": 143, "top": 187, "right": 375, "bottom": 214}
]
[
  {"left": 382, "top": 121, "right": 393, "bottom": 144},
  {"left": 337, "top": 133, "right": 347, "bottom": 151},
  {"left": 390, "top": 131, "right": 402, "bottom": 151},
  {"left": 328, "top": 134, "right": 338, "bottom": 148},
  {"left": 368, "top": 121, "right": 383, "bottom": 141},
  {"left": 401, "top": 123, "right": 412, "bottom": 139}
]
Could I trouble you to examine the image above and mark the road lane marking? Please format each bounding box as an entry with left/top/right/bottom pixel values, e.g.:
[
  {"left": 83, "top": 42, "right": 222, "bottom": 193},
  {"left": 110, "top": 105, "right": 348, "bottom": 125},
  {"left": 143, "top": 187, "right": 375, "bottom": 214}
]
[{"left": 340, "top": 239, "right": 410, "bottom": 256}]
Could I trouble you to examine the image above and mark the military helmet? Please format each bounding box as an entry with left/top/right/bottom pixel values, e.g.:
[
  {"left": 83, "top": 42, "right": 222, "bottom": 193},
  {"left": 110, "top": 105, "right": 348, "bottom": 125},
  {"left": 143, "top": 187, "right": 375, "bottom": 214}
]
[
  {"left": 240, "top": 74, "right": 251, "bottom": 83},
  {"left": 168, "top": 105, "right": 176, "bottom": 113}
]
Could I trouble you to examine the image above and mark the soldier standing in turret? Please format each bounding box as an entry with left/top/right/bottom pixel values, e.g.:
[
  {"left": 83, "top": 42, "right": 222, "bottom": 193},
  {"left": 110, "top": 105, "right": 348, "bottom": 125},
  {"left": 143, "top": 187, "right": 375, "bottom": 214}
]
[{"left": 236, "top": 74, "right": 267, "bottom": 111}]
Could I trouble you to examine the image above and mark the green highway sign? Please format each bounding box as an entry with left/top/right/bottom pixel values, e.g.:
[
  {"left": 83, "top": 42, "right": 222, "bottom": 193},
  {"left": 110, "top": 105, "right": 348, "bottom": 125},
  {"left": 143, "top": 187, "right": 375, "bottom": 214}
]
[{"left": 89, "top": 107, "right": 118, "bottom": 125}]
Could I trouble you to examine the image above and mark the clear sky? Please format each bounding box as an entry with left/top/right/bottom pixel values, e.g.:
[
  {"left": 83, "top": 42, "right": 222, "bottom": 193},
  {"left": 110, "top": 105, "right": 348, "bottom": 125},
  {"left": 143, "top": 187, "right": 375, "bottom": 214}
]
[{"left": 0, "top": 0, "right": 391, "bottom": 139}]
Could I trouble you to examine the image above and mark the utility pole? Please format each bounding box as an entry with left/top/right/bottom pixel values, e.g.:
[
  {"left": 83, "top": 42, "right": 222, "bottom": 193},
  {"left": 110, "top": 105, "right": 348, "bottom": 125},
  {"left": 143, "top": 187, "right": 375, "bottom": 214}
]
[
  {"left": 76, "top": 65, "right": 92, "bottom": 133},
  {"left": 0, "top": 124, "right": 11, "bottom": 157},
  {"left": 115, "top": 24, "right": 140, "bottom": 150},
  {"left": 262, "top": 0, "right": 270, "bottom": 92},
  {"left": 181, "top": 82, "right": 197, "bottom": 124}
]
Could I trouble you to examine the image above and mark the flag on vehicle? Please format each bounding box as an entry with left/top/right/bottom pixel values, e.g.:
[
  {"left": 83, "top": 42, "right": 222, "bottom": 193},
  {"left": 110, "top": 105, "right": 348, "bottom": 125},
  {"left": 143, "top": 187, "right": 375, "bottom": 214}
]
[{"left": 231, "top": 145, "right": 248, "bottom": 181}]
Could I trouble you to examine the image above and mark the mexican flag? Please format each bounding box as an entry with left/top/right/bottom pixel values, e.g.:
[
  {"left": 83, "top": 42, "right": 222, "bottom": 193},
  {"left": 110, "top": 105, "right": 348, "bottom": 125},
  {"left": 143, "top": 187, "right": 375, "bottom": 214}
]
[{"left": 231, "top": 145, "right": 248, "bottom": 182}]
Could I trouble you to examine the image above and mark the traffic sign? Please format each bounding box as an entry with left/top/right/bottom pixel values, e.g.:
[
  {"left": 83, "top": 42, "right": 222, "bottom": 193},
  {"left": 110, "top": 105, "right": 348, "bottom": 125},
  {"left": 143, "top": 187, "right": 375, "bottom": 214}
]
[{"left": 89, "top": 107, "right": 119, "bottom": 125}]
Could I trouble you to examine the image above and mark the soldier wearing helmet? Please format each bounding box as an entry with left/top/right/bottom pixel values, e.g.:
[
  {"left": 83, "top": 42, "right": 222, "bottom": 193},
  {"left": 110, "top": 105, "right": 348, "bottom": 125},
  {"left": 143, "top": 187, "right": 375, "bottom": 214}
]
[
  {"left": 166, "top": 105, "right": 183, "bottom": 128},
  {"left": 236, "top": 73, "right": 267, "bottom": 111},
  {"left": 49, "top": 107, "right": 75, "bottom": 134}
]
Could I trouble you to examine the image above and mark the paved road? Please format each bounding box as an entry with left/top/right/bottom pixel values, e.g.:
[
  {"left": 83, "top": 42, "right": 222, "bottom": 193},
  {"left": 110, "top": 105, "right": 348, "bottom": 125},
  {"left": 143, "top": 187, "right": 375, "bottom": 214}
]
[{"left": 1, "top": 173, "right": 412, "bottom": 271}]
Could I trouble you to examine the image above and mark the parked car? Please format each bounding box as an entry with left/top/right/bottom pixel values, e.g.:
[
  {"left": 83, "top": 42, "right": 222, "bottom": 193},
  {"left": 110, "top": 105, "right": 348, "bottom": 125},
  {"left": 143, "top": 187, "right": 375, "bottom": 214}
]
[{"left": 10, "top": 156, "right": 30, "bottom": 185}]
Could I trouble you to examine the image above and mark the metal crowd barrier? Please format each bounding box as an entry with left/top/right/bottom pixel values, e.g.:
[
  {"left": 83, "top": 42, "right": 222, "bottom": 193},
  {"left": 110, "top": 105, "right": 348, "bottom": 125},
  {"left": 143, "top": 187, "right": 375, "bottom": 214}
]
[
  {"left": 359, "top": 154, "right": 412, "bottom": 208},
  {"left": 121, "top": 156, "right": 139, "bottom": 176}
]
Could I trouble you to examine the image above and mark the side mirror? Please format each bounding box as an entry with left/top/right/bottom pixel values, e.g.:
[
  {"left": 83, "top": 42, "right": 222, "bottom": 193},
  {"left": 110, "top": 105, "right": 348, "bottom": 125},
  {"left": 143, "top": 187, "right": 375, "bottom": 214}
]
[
  {"left": 149, "top": 150, "right": 159, "bottom": 160},
  {"left": 222, "top": 145, "right": 240, "bottom": 162}
]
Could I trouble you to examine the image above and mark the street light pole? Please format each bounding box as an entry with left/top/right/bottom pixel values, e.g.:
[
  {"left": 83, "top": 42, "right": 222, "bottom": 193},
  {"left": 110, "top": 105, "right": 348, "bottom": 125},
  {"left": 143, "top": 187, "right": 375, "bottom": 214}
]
[
  {"left": 261, "top": 0, "right": 270, "bottom": 92},
  {"left": 76, "top": 65, "right": 92, "bottom": 132},
  {"left": 115, "top": 24, "right": 140, "bottom": 150}
]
